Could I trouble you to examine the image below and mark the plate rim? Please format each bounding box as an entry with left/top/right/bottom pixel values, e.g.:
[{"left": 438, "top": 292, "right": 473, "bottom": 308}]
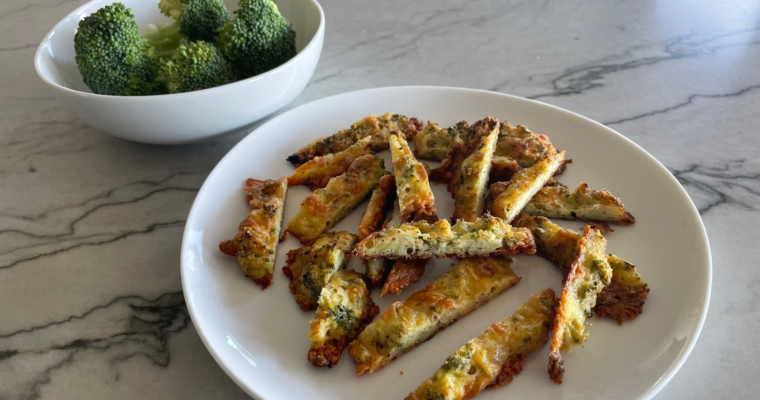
[{"left": 180, "top": 85, "right": 712, "bottom": 400}]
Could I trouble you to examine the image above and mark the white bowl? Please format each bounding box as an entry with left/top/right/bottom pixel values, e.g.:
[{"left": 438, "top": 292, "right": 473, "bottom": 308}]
[{"left": 34, "top": 0, "right": 324, "bottom": 144}]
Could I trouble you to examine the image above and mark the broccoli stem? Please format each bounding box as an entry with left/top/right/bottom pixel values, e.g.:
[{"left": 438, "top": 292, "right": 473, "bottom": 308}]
[{"left": 143, "top": 21, "right": 183, "bottom": 58}]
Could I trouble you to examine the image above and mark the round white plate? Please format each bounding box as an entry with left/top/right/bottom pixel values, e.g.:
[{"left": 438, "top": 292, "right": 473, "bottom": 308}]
[{"left": 181, "top": 86, "right": 711, "bottom": 400}]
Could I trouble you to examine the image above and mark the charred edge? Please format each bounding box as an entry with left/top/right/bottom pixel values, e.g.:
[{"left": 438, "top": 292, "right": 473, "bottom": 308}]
[{"left": 548, "top": 351, "right": 564, "bottom": 384}]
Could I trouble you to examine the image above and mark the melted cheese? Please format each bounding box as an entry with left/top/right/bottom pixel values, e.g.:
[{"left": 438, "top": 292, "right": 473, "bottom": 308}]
[
  {"left": 289, "top": 135, "right": 375, "bottom": 190},
  {"left": 452, "top": 118, "right": 500, "bottom": 222},
  {"left": 407, "top": 289, "right": 555, "bottom": 400},
  {"left": 308, "top": 268, "right": 379, "bottom": 368},
  {"left": 282, "top": 231, "right": 357, "bottom": 311},
  {"left": 348, "top": 256, "right": 521, "bottom": 376},
  {"left": 218, "top": 177, "right": 288, "bottom": 289},
  {"left": 390, "top": 133, "right": 436, "bottom": 220},
  {"left": 287, "top": 155, "right": 390, "bottom": 244},
  {"left": 491, "top": 151, "right": 565, "bottom": 223},
  {"left": 287, "top": 113, "right": 422, "bottom": 166},
  {"left": 352, "top": 215, "right": 536, "bottom": 259},
  {"left": 549, "top": 226, "right": 612, "bottom": 383},
  {"left": 523, "top": 183, "right": 635, "bottom": 224},
  {"left": 413, "top": 121, "right": 469, "bottom": 161}
]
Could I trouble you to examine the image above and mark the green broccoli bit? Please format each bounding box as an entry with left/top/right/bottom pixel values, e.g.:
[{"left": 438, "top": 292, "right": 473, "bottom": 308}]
[
  {"left": 74, "top": 3, "right": 165, "bottom": 96},
  {"left": 158, "top": 0, "right": 229, "bottom": 43},
  {"left": 217, "top": 0, "right": 296, "bottom": 78},
  {"left": 162, "top": 41, "right": 237, "bottom": 93}
]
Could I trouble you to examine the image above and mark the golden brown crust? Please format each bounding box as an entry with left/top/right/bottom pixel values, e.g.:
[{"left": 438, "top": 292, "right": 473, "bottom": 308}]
[
  {"left": 513, "top": 214, "right": 649, "bottom": 325},
  {"left": 390, "top": 133, "right": 437, "bottom": 220},
  {"left": 219, "top": 177, "right": 288, "bottom": 290},
  {"left": 380, "top": 259, "right": 427, "bottom": 296},
  {"left": 549, "top": 226, "right": 611, "bottom": 384},
  {"left": 489, "top": 353, "right": 528, "bottom": 388},
  {"left": 282, "top": 232, "right": 357, "bottom": 311},
  {"left": 287, "top": 114, "right": 422, "bottom": 166},
  {"left": 524, "top": 183, "right": 635, "bottom": 226},
  {"left": 288, "top": 135, "right": 376, "bottom": 190},
  {"left": 351, "top": 216, "right": 536, "bottom": 260},
  {"left": 287, "top": 155, "right": 389, "bottom": 244},
  {"left": 358, "top": 175, "right": 396, "bottom": 241}
]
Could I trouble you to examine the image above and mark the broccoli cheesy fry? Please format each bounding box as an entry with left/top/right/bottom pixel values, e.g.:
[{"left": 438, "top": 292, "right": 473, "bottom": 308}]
[
  {"left": 308, "top": 269, "right": 380, "bottom": 368},
  {"left": 490, "top": 151, "right": 565, "bottom": 223},
  {"left": 390, "top": 133, "right": 436, "bottom": 220},
  {"left": 348, "top": 256, "right": 521, "bottom": 376},
  {"left": 351, "top": 215, "right": 536, "bottom": 259},
  {"left": 289, "top": 135, "right": 376, "bottom": 190},
  {"left": 282, "top": 231, "right": 357, "bottom": 311},
  {"left": 494, "top": 122, "right": 560, "bottom": 167},
  {"left": 406, "top": 289, "right": 556, "bottom": 400},
  {"left": 413, "top": 121, "right": 469, "bottom": 161},
  {"left": 358, "top": 175, "right": 396, "bottom": 241},
  {"left": 429, "top": 117, "right": 500, "bottom": 222},
  {"left": 549, "top": 226, "right": 612, "bottom": 384},
  {"left": 287, "top": 113, "right": 422, "bottom": 166},
  {"left": 512, "top": 213, "right": 649, "bottom": 324},
  {"left": 287, "top": 155, "right": 390, "bottom": 244},
  {"left": 219, "top": 177, "right": 288, "bottom": 289},
  {"left": 523, "top": 183, "right": 635, "bottom": 225}
]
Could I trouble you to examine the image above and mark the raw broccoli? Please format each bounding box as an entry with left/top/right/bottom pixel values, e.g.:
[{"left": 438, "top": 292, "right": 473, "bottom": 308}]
[
  {"left": 162, "top": 41, "right": 237, "bottom": 93},
  {"left": 74, "top": 3, "right": 165, "bottom": 96},
  {"left": 158, "top": 0, "right": 230, "bottom": 43},
  {"left": 216, "top": 0, "right": 296, "bottom": 78}
]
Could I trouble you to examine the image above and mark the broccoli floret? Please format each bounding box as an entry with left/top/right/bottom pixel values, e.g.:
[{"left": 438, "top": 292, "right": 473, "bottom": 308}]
[
  {"left": 74, "top": 3, "right": 164, "bottom": 96},
  {"left": 216, "top": 0, "right": 296, "bottom": 78},
  {"left": 162, "top": 41, "right": 236, "bottom": 93},
  {"left": 158, "top": 0, "right": 229, "bottom": 43}
]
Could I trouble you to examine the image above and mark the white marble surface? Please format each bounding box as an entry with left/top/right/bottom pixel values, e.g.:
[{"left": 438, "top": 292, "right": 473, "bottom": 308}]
[{"left": 1, "top": 0, "right": 759, "bottom": 398}]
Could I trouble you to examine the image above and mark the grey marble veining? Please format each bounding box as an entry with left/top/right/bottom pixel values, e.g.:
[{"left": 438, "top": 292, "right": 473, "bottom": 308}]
[{"left": 1, "top": 0, "right": 759, "bottom": 398}]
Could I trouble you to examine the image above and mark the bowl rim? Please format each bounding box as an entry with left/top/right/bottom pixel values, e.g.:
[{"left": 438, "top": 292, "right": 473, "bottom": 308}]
[{"left": 33, "top": 0, "right": 325, "bottom": 100}]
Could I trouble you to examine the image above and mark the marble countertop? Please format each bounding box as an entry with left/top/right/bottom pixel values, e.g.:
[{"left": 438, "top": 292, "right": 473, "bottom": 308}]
[{"left": 2, "top": 0, "right": 758, "bottom": 398}]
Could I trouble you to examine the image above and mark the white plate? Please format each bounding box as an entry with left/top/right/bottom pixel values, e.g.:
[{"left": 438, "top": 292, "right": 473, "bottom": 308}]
[{"left": 181, "top": 87, "right": 711, "bottom": 400}]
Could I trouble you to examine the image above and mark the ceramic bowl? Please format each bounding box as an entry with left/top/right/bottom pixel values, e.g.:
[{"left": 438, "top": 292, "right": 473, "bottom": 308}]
[{"left": 34, "top": 0, "right": 324, "bottom": 144}]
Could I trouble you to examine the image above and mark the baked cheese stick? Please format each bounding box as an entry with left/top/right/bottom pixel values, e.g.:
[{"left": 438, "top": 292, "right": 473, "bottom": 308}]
[
  {"left": 287, "top": 155, "right": 390, "bottom": 244},
  {"left": 390, "top": 132, "right": 436, "bottom": 220},
  {"left": 512, "top": 214, "right": 649, "bottom": 324},
  {"left": 490, "top": 151, "right": 565, "bottom": 223},
  {"left": 351, "top": 215, "right": 536, "bottom": 259},
  {"left": 282, "top": 231, "right": 357, "bottom": 311},
  {"left": 406, "top": 289, "right": 556, "bottom": 400},
  {"left": 548, "top": 226, "right": 612, "bottom": 384},
  {"left": 289, "top": 135, "right": 375, "bottom": 190},
  {"left": 287, "top": 113, "right": 422, "bottom": 166},
  {"left": 308, "top": 269, "right": 380, "bottom": 368},
  {"left": 429, "top": 117, "right": 500, "bottom": 222},
  {"left": 219, "top": 177, "right": 288, "bottom": 289},
  {"left": 358, "top": 175, "right": 396, "bottom": 241},
  {"left": 523, "top": 183, "right": 635, "bottom": 225},
  {"left": 348, "top": 256, "right": 521, "bottom": 376},
  {"left": 413, "top": 121, "right": 469, "bottom": 161}
]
